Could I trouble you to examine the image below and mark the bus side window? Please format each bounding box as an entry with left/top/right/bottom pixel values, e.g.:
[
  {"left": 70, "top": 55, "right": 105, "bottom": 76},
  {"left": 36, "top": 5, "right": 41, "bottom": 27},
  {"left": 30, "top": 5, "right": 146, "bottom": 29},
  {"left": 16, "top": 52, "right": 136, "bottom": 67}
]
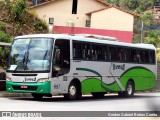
[
  {"left": 87, "top": 44, "right": 91, "bottom": 60},
  {"left": 150, "top": 50, "right": 155, "bottom": 64},
  {"left": 144, "top": 50, "right": 149, "bottom": 63},
  {"left": 109, "top": 46, "right": 116, "bottom": 61},
  {"left": 130, "top": 49, "right": 136, "bottom": 62},
  {"left": 103, "top": 46, "right": 108, "bottom": 60},
  {"left": 90, "top": 44, "right": 97, "bottom": 60},
  {"left": 73, "top": 42, "right": 82, "bottom": 59},
  {"left": 117, "top": 47, "right": 123, "bottom": 61},
  {"left": 136, "top": 50, "right": 141, "bottom": 63},
  {"left": 140, "top": 50, "right": 145, "bottom": 63},
  {"left": 82, "top": 43, "right": 87, "bottom": 59},
  {"left": 81, "top": 43, "right": 91, "bottom": 60},
  {"left": 124, "top": 48, "right": 130, "bottom": 62}
]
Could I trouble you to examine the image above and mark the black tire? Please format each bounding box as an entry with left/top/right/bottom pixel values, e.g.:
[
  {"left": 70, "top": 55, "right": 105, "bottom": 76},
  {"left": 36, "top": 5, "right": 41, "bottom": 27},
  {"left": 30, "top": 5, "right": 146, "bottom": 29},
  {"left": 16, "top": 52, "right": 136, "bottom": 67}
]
[
  {"left": 118, "top": 81, "right": 134, "bottom": 97},
  {"left": 31, "top": 93, "right": 43, "bottom": 99},
  {"left": 91, "top": 92, "right": 105, "bottom": 98},
  {"left": 64, "top": 82, "right": 82, "bottom": 100}
]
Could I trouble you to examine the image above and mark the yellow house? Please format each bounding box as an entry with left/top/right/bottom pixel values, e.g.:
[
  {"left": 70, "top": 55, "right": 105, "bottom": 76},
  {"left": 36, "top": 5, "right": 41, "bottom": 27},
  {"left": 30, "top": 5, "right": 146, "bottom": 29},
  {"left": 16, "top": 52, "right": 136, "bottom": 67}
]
[{"left": 29, "top": 0, "right": 139, "bottom": 43}]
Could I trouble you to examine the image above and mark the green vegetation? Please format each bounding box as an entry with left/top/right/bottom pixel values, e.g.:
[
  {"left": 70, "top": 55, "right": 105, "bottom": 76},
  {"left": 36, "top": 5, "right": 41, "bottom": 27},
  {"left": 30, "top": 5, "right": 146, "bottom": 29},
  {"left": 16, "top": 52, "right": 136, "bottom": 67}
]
[
  {"left": 0, "top": 31, "right": 10, "bottom": 43},
  {"left": 105, "top": 0, "right": 160, "bottom": 62},
  {"left": 157, "top": 48, "right": 160, "bottom": 62},
  {"left": 3, "top": 0, "right": 48, "bottom": 36},
  {"left": 105, "top": 0, "right": 160, "bottom": 44},
  {"left": 0, "top": 0, "right": 48, "bottom": 67}
]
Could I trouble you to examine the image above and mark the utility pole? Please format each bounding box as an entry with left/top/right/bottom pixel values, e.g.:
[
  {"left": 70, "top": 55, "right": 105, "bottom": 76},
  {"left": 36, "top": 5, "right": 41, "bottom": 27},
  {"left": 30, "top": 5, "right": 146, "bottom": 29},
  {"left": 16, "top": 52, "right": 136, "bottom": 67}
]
[{"left": 140, "top": 21, "right": 143, "bottom": 43}]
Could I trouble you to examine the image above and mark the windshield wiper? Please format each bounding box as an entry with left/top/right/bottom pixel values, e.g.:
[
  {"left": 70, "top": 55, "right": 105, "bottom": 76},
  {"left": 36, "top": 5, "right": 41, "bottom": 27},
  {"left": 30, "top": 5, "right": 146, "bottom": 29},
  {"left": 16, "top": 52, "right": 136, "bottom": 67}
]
[
  {"left": 43, "top": 50, "right": 48, "bottom": 60},
  {"left": 25, "top": 51, "right": 36, "bottom": 71}
]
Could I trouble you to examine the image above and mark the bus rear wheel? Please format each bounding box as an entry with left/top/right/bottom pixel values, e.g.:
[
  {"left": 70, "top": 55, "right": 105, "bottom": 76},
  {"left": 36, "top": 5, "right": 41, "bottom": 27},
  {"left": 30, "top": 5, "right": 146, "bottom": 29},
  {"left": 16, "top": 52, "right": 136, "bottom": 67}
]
[
  {"left": 91, "top": 92, "right": 105, "bottom": 98},
  {"left": 64, "top": 82, "right": 81, "bottom": 100},
  {"left": 118, "top": 81, "right": 134, "bottom": 97},
  {"left": 31, "top": 93, "right": 43, "bottom": 99}
]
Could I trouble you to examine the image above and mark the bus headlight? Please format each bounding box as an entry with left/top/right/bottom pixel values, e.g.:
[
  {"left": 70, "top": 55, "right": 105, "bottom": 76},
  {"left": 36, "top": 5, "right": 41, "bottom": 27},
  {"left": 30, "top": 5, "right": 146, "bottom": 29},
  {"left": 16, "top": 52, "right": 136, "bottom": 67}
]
[
  {"left": 6, "top": 77, "right": 11, "bottom": 81},
  {"left": 37, "top": 78, "right": 49, "bottom": 83}
]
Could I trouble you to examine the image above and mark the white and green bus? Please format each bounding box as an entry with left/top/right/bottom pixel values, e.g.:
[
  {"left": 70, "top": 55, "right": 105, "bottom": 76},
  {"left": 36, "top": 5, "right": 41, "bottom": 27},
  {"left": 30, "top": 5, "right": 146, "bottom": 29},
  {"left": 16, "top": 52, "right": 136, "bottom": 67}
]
[{"left": 6, "top": 34, "right": 157, "bottom": 100}]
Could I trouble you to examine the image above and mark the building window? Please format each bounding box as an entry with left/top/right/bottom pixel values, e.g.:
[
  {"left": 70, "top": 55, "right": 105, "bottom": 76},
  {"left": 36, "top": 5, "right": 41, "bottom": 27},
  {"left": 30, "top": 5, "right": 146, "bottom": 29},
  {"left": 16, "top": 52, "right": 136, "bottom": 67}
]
[
  {"left": 72, "top": 0, "right": 78, "bottom": 14},
  {"left": 49, "top": 18, "right": 54, "bottom": 25},
  {"left": 31, "top": 0, "right": 45, "bottom": 6},
  {"left": 86, "top": 20, "right": 91, "bottom": 27}
]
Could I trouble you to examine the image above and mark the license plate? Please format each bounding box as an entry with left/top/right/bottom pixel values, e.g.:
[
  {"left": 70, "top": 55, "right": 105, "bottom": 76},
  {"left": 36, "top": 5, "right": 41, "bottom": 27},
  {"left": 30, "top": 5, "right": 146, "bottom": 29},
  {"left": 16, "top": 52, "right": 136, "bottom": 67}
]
[{"left": 20, "top": 86, "right": 28, "bottom": 89}]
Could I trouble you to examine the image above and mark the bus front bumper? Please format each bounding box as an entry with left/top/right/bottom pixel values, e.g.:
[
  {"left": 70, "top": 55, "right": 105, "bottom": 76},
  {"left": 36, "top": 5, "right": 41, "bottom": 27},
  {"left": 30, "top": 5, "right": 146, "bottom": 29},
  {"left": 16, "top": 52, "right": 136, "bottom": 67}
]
[{"left": 6, "top": 81, "right": 51, "bottom": 94}]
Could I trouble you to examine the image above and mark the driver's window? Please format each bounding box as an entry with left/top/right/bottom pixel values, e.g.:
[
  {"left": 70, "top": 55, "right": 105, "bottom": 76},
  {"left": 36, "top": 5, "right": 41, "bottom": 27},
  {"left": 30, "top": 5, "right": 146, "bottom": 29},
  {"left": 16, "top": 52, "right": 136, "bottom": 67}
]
[
  {"left": 53, "top": 47, "right": 61, "bottom": 68},
  {"left": 52, "top": 39, "right": 70, "bottom": 77}
]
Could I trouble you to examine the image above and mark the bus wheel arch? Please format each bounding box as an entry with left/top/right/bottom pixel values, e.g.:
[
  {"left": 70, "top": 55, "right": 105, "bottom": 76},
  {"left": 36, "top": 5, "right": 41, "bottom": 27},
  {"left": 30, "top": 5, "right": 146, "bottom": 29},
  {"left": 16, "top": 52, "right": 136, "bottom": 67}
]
[
  {"left": 64, "top": 78, "right": 82, "bottom": 100},
  {"left": 118, "top": 79, "right": 135, "bottom": 97}
]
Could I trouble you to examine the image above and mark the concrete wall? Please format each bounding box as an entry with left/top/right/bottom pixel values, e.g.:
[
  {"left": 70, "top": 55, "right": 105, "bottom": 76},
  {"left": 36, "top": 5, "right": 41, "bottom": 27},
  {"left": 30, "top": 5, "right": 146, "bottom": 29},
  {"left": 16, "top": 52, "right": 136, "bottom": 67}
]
[
  {"left": 29, "top": 0, "right": 135, "bottom": 42},
  {"left": 90, "top": 7, "right": 134, "bottom": 31},
  {"left": 29, "top": 0, "right": 106, "bottom": 27}
]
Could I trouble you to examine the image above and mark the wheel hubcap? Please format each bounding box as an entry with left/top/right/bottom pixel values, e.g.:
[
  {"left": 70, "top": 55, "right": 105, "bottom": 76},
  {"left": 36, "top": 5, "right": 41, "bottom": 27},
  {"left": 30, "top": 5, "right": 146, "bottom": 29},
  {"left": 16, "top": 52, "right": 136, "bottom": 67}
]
[
  {"left": 69, "top": 86, "right": 76, "bottom": 96},
  {"left": 127, "top": 84, "right": 132, "bottom": 95}
]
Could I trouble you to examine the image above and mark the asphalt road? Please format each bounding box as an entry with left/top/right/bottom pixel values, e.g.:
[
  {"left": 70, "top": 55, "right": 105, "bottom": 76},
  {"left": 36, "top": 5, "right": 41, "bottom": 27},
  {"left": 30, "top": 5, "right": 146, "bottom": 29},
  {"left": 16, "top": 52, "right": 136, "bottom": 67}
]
[
  {"left": 0, "top": 93, "right": 160, "bottom": 120},
  {"left": 0, "top": 93, "right": 159, "bottom": 111}
]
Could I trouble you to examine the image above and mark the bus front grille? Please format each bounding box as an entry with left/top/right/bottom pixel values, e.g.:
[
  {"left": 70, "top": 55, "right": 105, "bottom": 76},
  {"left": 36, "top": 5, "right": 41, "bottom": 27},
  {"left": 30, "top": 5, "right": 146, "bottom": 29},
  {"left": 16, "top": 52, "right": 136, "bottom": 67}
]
[{"left": 12, "top": 86, "right": 38, "bottom": 91}]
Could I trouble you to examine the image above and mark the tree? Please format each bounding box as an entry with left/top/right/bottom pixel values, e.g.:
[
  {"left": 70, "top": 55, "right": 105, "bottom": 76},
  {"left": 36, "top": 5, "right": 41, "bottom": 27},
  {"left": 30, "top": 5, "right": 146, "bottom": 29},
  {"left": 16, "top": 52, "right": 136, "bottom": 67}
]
[
  {"left": 104, "top": 0, "right": 160, "bottom": 46},
  {"left": 143, "top": 30, "right": 160, "bottom": 47},
  {"left": 4, "top": 0, "right": 48, "bottom": 36}
]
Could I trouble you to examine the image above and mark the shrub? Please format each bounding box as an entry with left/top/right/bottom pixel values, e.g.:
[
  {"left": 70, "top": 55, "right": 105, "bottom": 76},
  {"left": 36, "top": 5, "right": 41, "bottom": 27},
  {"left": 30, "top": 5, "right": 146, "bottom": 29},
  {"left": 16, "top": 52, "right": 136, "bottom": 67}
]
[
  {"left": 0, "top": 31, "right": 10, "bottom": 42},
  {"left": 33, "top": 19, "right": 48, "bottom": 33},
  {"left": 157, "top": 48, "right": 160, "bottom": 63},
  {"left": 0, "top": 22, "right": 6, "bottom": 32}
]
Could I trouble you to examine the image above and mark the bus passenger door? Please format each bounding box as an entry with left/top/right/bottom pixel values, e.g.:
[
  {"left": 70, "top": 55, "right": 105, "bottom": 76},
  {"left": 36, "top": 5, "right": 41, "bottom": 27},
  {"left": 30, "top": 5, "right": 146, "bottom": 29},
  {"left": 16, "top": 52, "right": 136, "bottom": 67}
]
[{"left": 51, "top": 39, "right": 70, "bottom": 94}]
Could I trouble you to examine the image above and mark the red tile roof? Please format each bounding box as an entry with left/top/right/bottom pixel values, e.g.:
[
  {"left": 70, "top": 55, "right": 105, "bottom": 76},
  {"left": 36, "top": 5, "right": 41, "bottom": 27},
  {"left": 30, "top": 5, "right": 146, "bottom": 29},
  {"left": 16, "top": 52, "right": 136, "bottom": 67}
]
[{"left": 93, "top": 0, "right": 139, "bottom": 17}]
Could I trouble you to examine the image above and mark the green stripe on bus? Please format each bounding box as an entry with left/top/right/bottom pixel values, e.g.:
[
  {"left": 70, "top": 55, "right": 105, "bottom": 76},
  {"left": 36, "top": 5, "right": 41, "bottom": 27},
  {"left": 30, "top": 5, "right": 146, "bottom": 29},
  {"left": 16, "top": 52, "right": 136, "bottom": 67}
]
[
  {"left": 81, "top": 78, "right": 120, "bottom": 93},
  {"left": 119, "top": 67, "right": 156, "bottom": 91},
  {"left": 76, "top": 68, "right": 102, "bottom": 78},
  {"left": 77, "top": 67, "right": 156, "bottom": 93}
]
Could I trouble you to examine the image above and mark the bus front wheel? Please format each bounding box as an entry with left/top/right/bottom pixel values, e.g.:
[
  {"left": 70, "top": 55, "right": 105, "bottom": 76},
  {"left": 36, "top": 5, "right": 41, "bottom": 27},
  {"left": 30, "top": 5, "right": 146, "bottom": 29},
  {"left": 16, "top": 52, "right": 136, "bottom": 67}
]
[
  {"left": 31, "top": 93, "right": 43, "bottom": 99},
  {"left": 64, "top": 82, "right": 81, "bottom": 100}
]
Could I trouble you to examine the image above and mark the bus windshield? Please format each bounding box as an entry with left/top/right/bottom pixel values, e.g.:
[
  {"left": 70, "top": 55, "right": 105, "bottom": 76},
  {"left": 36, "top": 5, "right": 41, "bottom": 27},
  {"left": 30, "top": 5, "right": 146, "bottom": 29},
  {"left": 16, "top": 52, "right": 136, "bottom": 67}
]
[{"left": 7, "top": 38, "right": 53, "bottom": 72}]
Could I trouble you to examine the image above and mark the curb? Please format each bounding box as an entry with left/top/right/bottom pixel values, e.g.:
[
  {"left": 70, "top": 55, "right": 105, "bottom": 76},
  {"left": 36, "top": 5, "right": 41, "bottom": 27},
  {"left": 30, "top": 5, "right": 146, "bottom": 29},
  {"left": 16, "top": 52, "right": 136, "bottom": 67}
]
[{"left": 0, "top": 91, "right": 31, "bottom": 97}]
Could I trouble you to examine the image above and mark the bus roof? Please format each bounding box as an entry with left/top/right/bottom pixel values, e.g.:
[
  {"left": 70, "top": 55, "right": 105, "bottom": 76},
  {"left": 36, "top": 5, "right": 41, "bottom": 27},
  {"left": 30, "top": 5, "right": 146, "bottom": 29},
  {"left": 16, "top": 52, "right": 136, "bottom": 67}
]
[{"left": 15, "top": 34, "right": 156, "bottom": 50}]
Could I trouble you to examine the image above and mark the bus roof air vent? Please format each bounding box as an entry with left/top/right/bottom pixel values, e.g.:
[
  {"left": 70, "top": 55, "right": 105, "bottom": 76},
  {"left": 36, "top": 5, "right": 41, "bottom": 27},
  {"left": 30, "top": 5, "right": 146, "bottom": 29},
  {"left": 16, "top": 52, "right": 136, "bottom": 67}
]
[{"left": 74, "top": 34, "right": 117, "bottom": 41}]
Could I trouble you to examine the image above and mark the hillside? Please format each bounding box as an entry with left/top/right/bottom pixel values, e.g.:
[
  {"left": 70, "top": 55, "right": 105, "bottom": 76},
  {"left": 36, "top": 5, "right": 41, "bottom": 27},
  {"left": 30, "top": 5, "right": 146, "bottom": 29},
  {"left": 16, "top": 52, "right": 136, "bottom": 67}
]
[
  {"left": 105, "top": 0, "right": 160, "bottom": 45},
  {"left": 0, "top": 0, "right": 48, "bottom": 43},
  {"left": 0, "top": 0, "right": 48, "bottom": 67}
]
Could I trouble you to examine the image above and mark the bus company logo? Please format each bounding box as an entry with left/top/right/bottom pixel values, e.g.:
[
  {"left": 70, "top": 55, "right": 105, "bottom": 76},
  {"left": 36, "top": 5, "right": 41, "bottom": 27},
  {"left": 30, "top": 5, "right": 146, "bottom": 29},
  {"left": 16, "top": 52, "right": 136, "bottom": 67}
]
[
  {"left": 2, "top": 112, "right": 11, "bottom": 117},
  {"left": 24, "top": 77, "right": 36, "bottom": 82},
  {"left": 113, "top": 64, "right": 125, "bottom": 71}
]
